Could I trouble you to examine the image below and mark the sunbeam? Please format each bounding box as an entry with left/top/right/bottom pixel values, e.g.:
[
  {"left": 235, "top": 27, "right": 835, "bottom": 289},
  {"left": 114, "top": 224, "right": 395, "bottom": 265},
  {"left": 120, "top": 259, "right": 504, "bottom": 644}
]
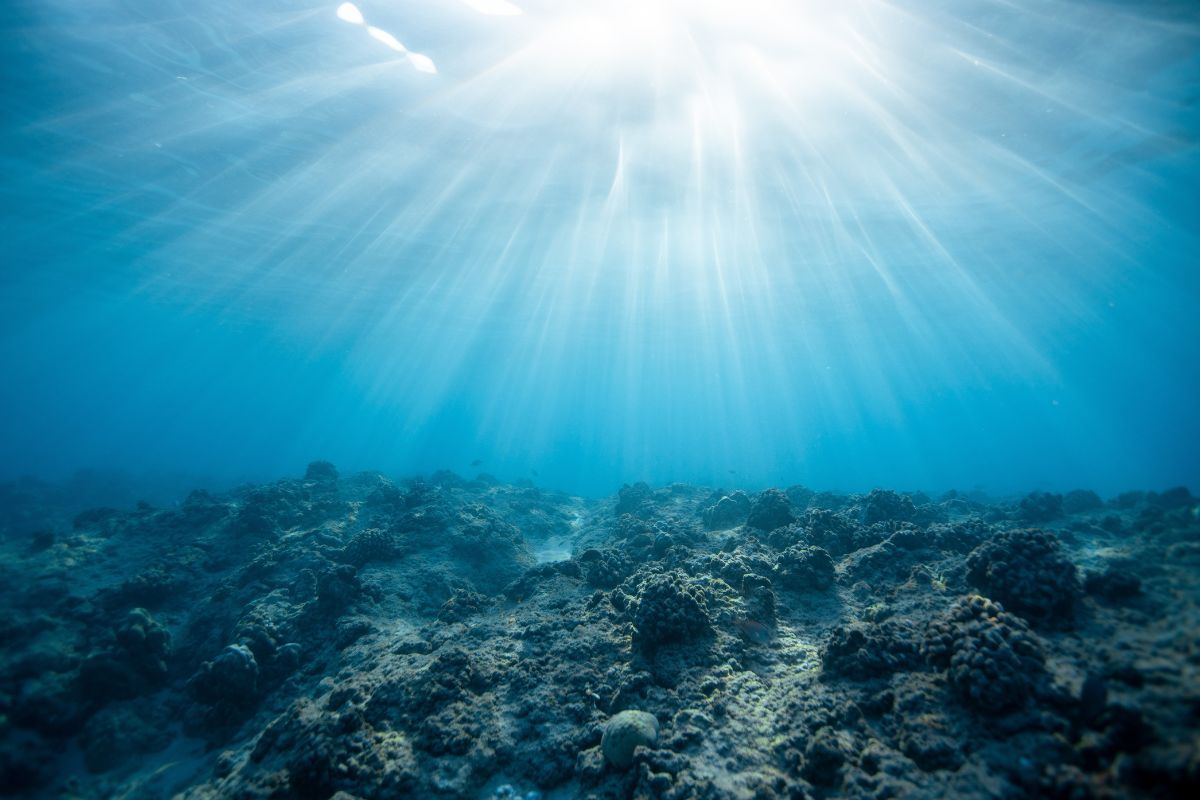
[{"left": 1, "top": 0, "right": 1198, "bottom": 492}]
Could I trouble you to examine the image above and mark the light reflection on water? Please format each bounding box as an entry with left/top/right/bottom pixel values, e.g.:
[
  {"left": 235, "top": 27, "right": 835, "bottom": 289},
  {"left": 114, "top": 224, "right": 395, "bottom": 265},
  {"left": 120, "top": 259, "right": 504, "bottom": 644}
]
[{"left": 0, "top": 1, "right": 1196, "bottom": 494}]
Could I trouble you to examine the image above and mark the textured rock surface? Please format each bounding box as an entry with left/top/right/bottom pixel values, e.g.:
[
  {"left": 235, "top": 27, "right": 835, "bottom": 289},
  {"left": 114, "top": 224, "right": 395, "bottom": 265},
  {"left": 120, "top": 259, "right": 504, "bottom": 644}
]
[
  {"left": 700, "top": 491, "right": 751, "bottom": 530},
  {"left": 966, "top": 527, "right": 1080, "bottom": 623},
  {"left": 922, "top": 594, "right": 1046, "bottom": 712},
  {"left": 861, "top": 488, "right": 917, "bottom": 525},
  {"left": 773, "top": 544, "right": 836, "bottom": 591},
  {"left": 0, "top": 470, "right": 1196, "bottom": 800},
  {"left": 600, "top": 710, "right": 659, "bottom": 769},
  {"left": 747, "top": 488, "right": 795, "bottom": 532},
  {"left": 631, "top": 570, "right": 713, "bottom": 653}
]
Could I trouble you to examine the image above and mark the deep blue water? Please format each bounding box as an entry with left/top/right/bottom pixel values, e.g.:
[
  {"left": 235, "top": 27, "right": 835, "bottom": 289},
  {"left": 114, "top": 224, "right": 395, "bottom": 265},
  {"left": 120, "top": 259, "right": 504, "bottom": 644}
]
[{"left": 1, "top": 0, "right": 1198, "bottom": 497}]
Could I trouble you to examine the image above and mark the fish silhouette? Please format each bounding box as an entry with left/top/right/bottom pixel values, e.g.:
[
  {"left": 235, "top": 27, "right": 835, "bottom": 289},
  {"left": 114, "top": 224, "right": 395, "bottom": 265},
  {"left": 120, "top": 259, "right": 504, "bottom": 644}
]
[{"left": 734, "top": 618, "right": 771, "bottom": 645}]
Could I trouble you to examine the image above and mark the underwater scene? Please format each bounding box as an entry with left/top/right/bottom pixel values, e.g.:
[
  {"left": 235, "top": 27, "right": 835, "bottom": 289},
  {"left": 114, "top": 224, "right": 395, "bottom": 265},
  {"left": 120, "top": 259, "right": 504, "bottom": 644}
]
[{"left": 2, "top": 1, "right": 1199, "bottom": 798}]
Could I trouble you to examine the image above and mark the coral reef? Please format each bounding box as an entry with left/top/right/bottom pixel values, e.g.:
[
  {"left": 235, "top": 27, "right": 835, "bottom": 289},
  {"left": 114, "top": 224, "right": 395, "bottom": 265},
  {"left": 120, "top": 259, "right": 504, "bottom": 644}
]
[
  {"left": 1063, "top": 489, "right": 1104, "bottom": 514},
  {"left": 630, "top": 570, "right": 713, "bottom": 654},
  {"left": 773, "top": 544, "right": 835, "bottom": 591},
  {"left": 615, "top": 482, "right": 653, "bottom": 517},
  {"left": 700, "top": 490, "right": 751, "bottom": 530},
  {"left": 1017, "top": 491, "right": 1064, "bottom": 523},
  {"left": 861, "top": 488, "right": 916, "bottom": 525},
  {"left": 922, "top": 594, "right": 1046, "bottom": 712},
  {"left": 821, "top": 619, "right": 921, "bottom": 680},
  {"left": 601, "top": 710, "right": 659, "bottom": 769},
  {"left": 966, "top": 527, "right": 1081, "bottom": 623},
  {"left": 746, "top": 488, "right": 795, "bottom": 531},
  {"left": 0, "top": 469, "right": 1195, "bottom": 800}
]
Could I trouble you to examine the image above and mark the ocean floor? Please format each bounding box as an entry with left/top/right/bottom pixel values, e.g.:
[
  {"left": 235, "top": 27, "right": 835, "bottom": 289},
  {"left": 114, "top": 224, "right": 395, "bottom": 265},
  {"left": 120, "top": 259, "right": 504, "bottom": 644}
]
[{"left": 1, "top": 466, "right": 1198, "bottom": 799}]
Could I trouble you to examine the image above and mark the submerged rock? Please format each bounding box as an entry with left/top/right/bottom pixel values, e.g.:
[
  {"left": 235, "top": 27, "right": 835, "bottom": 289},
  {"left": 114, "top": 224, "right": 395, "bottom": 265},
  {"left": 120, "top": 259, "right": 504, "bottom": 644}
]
[
  {"left": 304, "top": 460, "right": 339, "bottom": 483},
  {"left": 0, "top": 471, "right": 1195, "bottom": 800},
  {"left": 747, "top": 488, "right": 795, "bottom": 531},
  {"left": 340, "top": 527, "right": 401, "bottom": 566},
  {"left": 802, "top": 726, "right": 850, "bottom": 785},
  {"left": 1085, "top": 565, "right": 1143, "bottom": 601},
  {"left": 701, "top": 490, "right": 751, "bottom": 530},
  {"left": 862, "top": 488, "right": 916, "bottom": 525},
  {"left": 922, "top": 595, "right": 1046, "bottom": 713},
  {"left": 966, "top": 528, "right": 1080, "bottom": 623},
  {"left": 1063, "top": 489, "right": 1104, "bottom": 514},
  {"left": 773, "top": 544, "right": 835, "bottom": 591},
  {"left": 822, "top": 619, "right": 922, "bottom": 681},
  {"left": 616, "top": 482, "right": 653, "bottom": 516},
  {"left": 601, "top": 710, "right": 659, "bottom": 769},
  {"left": 1017, "top": 491, "right": 1064, "bottom": 523},
  {"left": 189, "top": 643, "right": 259, "bottom": 706},
  {"left": 632, "top": 570, "right": 713, "bottom": 654}
]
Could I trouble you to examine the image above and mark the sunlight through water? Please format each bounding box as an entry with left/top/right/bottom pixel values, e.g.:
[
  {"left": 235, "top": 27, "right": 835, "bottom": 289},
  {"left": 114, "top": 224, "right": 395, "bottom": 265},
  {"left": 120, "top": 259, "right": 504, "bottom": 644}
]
[
  {"left": 0, "top": 0, "right": 1197, "bottom": 494},
  {"left": 338, "top": 2, "right": 437, "bottom": 73},
  {"left": 4, "top": 5, "right": 1200, "bottom": 797}
]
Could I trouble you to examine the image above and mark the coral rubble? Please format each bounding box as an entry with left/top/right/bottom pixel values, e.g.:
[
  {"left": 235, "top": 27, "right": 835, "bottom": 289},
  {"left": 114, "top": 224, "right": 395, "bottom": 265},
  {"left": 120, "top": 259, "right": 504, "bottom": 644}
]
[{"left": 0, "top": 467, "right": 1197, "bottom": 799}]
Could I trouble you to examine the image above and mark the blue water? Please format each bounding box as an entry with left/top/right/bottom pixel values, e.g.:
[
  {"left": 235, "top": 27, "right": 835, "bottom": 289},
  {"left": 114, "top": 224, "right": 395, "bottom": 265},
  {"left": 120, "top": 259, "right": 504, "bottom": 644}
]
[{"left": 1, "top": 0, "right": 1198, "bottom": 497}]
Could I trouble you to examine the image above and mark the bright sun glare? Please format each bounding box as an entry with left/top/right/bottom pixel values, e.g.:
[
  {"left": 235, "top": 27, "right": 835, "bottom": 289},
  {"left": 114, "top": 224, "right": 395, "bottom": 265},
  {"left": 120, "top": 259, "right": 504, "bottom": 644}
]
[
  {"left": 515, "top": 0, "right": 848, "bottom": 93},
  {"left": 28, "top": 0, "right": 1182, "bottom": 482}
]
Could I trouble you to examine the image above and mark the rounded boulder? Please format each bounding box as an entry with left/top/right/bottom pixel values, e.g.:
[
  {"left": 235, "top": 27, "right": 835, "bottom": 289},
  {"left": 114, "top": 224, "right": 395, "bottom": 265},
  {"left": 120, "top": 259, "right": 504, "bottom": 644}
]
[{"left": 600, "top": 710, "right": 659, "bottom": 769}]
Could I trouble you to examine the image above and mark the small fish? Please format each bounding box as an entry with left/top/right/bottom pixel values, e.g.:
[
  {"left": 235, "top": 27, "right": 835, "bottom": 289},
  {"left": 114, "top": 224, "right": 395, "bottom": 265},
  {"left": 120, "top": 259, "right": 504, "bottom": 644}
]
[
  {"left": 728, "top": 469, "right": 738, "bottom": 475},
  {"left": 733, "top": 618, "right": 771, "bottom": 645},
  {"left": 531, "top": 469, "right": 539, "bottom": 477},
  {"left": 470, "top": 459, "right": 483, "bottom": 468}
]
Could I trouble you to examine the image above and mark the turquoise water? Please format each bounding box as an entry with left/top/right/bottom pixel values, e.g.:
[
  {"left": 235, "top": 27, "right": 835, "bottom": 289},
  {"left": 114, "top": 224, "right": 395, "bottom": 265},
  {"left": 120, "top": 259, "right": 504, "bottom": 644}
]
[{"left": 1, "top": 0, "right": 1197, "bottom": 496}]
